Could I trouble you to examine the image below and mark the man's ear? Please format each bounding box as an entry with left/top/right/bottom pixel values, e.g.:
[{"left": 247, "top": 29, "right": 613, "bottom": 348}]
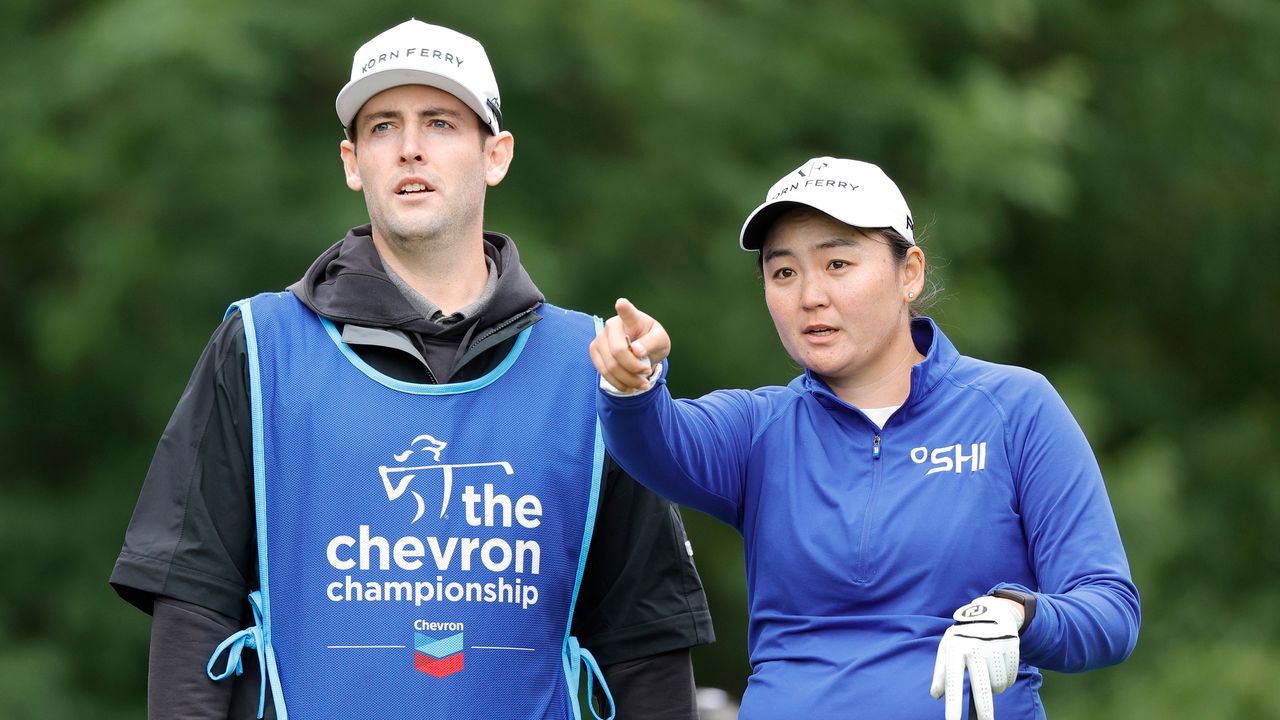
[
  {"left": 483, "top": 131, "right": 515, "bottom": 187},
  {"left": 339, "top": 138, "right": 362, "bottom": 192}
]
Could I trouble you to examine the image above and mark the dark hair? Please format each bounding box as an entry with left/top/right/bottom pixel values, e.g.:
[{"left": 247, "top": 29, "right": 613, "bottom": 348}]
[
  {"left": 877, "top": 227, "right": 939, "bottom": 317},
  {"left": 754, "top": 208, "right": 940, "bottom": 317}
]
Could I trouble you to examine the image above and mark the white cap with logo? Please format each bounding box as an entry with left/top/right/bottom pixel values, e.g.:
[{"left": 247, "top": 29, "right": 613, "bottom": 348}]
[
  {"left": 739, "top": 157, "right": 914, "bottom": 251},
  {"left": 336, "top": 19, "right": 502, "bottom": 134}
]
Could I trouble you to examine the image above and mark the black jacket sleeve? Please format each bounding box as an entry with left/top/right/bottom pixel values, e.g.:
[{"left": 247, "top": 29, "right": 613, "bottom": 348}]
[
  {"left": 572, "top": 458, "right": 715, "bottom": 664},
  {"left": 150, "top": 597, "right": 279, "bottom": 719},
  {"left": 601, "top": 648, "right": 699, "bottom": 720},
  {"left": 110, "top": 313, "right": 255, "bottom": 619},
  {"left": 148, "top": 598, "right": 237, "bottom": 719}
]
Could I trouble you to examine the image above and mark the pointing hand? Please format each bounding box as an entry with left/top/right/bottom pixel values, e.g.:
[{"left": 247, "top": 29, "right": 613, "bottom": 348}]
[{"left": 589, "top": 298, "right": 670, "bottom": 394}]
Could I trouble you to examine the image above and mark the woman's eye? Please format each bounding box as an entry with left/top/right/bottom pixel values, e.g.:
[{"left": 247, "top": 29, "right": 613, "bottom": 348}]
[
  {"left": 772, "top": 268, "right": 795, "bottom": 280},
  {"left": 829, "top": 260, "right": 848, "bottom": 270}
]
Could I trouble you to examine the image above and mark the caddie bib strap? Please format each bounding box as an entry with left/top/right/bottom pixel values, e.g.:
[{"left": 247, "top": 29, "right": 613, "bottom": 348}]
[
  {"left": 570, "top": 637, "right": 616, "bottom": 720},
  {"left": 206, "top": 590, "right": 272, "bottom": 717}
]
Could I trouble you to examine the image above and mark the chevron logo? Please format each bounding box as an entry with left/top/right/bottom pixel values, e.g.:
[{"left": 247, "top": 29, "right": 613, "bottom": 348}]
[{"left": 414, "top": 630, "right": 464, "bottom": 678}]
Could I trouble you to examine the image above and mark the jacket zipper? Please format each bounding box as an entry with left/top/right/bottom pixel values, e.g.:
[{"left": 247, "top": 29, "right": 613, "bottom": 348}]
[{"left": 855, "top": 432, "right": 883, "bottom": 583}]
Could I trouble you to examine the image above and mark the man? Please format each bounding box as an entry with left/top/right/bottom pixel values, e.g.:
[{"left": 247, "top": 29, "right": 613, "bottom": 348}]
[{"left": 110, "top": 19, "right": 713, "bottom": 719}]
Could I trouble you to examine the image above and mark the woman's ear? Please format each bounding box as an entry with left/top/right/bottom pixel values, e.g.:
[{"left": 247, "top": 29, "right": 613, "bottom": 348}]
[{"left": 902, "top": 245, "right": 925, "bottom": 301}]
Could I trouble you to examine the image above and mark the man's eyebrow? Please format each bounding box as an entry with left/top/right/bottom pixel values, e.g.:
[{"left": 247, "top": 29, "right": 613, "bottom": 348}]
[
  {"left": 359, "top": 109, "right": 401, "bottom": 129},
  {"left": 359, "top": 107, "right": 465, "bottom": 129},
  {"left": 419, "top": 107, "right": 464, "bottom": 119}
]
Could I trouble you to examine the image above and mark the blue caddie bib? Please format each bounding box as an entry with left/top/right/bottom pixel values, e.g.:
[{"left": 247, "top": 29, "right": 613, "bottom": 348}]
[{"left": 207, "top": 291, "right": 613, "bottom": 720}]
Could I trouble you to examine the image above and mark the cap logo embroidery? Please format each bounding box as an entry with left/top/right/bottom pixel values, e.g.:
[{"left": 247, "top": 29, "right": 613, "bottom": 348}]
[
  {"left": 768, "top": 180, "right": 860, "bottom": 202},
  {"left": 796, "top": 159, "right": 828, "bottom": 177},
  {"left": 361, "top": 47, "right": 465, "bottom": 74}
]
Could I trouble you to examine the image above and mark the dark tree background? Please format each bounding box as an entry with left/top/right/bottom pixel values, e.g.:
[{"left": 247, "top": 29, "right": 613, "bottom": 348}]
[{"left": 2, "top": 1, "right": 1277, "bottom": 716}]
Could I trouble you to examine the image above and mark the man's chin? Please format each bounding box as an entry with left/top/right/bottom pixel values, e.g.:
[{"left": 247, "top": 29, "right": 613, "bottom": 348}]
[{"left": 376, "top": 217, "right": 451, "bottom": 247}]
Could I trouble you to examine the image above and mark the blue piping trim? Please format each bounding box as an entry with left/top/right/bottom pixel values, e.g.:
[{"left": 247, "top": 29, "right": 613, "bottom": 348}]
[
  {"left": 228, "top": 299, "right": 289, "bottom": 719},
  {"left": 562, "top": 315, "right": 610, "bottom": 719},
  {"left": 319, "top": 316, "right": 531, "bottom": 394}
]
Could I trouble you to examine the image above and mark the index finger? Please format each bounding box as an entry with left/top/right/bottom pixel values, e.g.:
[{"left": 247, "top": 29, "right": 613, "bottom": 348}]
[
  {"left": 615, "top": 298, "right": 652, "bottom": 341},
  {"left": 944, "top": 649, "right": 965, "bottom": 720},
  {"left": 967, "top": 653, "right": 995, "bottom": 720},
  {"left": 603, "top": 315, "right": 655, "bottom": 376}
]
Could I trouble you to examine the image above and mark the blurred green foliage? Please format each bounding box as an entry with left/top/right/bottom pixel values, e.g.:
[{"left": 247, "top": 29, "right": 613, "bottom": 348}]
[{"left": 2, "top": 0, "right": 1277, "bottom": 717}]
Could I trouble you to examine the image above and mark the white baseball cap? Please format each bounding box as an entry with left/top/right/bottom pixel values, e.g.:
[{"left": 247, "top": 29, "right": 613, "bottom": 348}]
[
  {"left": 336, "top": 19, "right": 502, "bottom": 134},
  {"left": 739, "top": 157, "right": 914, "bottom": 251}
]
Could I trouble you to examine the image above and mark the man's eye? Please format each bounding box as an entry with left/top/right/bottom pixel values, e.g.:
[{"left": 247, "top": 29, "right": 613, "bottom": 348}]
[
  {"left": 430, "top": 119, "right": 452, "bottom": 129},
  {"left": 372, "top": 122, "right": 392, "bottom": 133}
]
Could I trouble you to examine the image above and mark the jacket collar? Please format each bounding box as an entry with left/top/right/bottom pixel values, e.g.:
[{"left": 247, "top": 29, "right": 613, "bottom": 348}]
[
  {"left": 791, "top": 317, "right": 959, "bottom": 409},
  {"left": 904, "top": 316, "right": 959, "bottom": 405},
  {"left": 290, "top": 225, "right": 544, "bottom": 334}
]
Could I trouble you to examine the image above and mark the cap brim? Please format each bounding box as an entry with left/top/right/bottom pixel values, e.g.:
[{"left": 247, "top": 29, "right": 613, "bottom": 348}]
[
  {"left": 336, "top": 69, "right": 495, "bottom": 133},
  {"left": 739, "top": 197, "right": 913, "bottom": 251},
  {"left": 739, "top": 201, "right": 810, "bottom": 251}
]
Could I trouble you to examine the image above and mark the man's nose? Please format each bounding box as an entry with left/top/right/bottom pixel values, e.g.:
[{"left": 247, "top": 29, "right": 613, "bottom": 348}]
[{"left": 400, "top": 133, "right": 424, "bottom": 163}]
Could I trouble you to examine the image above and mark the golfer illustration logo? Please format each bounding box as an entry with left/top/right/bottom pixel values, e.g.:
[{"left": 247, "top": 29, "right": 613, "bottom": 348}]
[{"left": 379, "top": 434, "right": 515, "bottom": 523}]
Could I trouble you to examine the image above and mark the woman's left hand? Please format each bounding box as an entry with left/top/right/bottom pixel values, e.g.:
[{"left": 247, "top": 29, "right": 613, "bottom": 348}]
[{"left": 930, "top": 596, "right": 1023, "bottom": 720}]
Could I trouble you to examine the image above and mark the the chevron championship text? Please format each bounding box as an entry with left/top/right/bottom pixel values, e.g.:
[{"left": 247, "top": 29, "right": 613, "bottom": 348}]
[{"left": 323, "top": 435, "right": 544, "bottom": 610}]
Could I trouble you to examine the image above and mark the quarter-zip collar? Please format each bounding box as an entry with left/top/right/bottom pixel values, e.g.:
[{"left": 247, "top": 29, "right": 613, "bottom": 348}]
[{"left": 790, "top": 317, "right": 960, "bottom": 414}]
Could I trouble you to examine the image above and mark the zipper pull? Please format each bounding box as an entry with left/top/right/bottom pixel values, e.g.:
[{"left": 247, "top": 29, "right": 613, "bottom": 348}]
[{"left": 873, "top": 434, "right": 881, "bottom": 460}]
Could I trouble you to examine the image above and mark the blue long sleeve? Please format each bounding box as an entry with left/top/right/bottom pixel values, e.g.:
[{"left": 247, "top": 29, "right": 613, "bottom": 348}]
[
  {"left": 994, "top": 375, "right": 1141, "bottom": 671},
  {"left": 595, "top": 318, "right": 1140, "bottom": 719},
  {"left": 597, "top": 367, "right": 768, "bottom": 529}
]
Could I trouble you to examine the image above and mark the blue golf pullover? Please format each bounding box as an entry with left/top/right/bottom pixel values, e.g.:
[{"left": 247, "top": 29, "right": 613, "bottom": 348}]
[{"left": 598, "top": 318, "right": 1139, "bottom": 719}]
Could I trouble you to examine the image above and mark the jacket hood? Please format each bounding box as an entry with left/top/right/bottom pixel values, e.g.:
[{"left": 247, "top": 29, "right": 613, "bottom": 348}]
[{"left": 291, "top": 225, "right": 545, "bottom": 334}]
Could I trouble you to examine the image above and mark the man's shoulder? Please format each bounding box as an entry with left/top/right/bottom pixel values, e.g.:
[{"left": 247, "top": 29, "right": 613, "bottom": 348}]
[{"left": 534, "top": 302, "right": 599, "bottom": 326}]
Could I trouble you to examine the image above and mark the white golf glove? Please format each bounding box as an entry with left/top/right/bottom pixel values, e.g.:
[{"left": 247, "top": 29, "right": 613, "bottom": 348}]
[{"left": 930, "top": 596, "right": 1022, "bottom": 720}]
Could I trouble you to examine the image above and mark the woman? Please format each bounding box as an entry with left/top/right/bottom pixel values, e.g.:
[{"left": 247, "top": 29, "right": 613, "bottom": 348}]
[{"left": 589, "top": 157, "right": 1139, "bottom": 720}]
